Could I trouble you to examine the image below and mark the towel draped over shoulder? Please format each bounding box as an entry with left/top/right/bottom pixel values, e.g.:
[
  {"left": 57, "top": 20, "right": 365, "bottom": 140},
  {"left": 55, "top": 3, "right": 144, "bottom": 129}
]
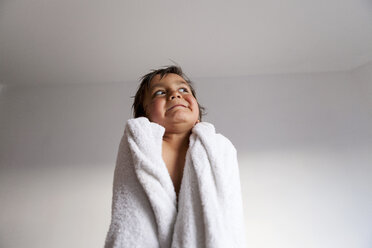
[{"left": 104, "top": 117, "right": 246, "bottom": 248}]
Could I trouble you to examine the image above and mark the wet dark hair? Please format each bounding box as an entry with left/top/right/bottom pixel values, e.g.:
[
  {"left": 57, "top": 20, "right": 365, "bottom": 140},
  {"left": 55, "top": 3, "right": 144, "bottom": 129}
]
[{"left": 132, "top": 65, "right": 206, "bottom": 121}]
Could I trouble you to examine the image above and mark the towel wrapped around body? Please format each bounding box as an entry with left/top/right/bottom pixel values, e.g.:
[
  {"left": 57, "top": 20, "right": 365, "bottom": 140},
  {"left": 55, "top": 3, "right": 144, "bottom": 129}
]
[{"left": 104, "top": 117, "right": 246, "bottom": 248}]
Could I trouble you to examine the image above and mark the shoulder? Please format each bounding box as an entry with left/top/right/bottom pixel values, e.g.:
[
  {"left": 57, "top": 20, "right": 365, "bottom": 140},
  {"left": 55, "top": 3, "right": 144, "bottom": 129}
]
[
  {"left": 192, "top": 121, "right": 237, "bottom": 153},
  {"left": 216, "top": 133, "right": 237, "bottom": 153},
  {"left": 125, "top": 117, "right": 165, "bottom": 139},
  {"left": 126, "top": 117, "right": 162, "bottom": 131}
]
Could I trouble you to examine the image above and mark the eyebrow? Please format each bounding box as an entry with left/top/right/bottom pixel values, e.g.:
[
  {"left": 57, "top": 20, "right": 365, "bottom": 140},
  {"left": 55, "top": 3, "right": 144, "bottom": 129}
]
[{"left": 149, "top": 80, "right": 189, "bottom": 91}]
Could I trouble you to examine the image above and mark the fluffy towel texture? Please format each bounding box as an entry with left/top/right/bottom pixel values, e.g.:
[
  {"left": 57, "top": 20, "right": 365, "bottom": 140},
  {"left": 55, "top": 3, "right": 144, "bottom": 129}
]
[{"left": 105, "top": 117, "right": 246, "bottom": 248}]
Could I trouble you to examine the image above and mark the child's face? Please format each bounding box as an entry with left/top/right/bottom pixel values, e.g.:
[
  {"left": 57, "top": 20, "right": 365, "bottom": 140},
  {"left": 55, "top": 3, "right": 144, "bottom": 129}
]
[{"left": 143, "top": 73, "right": 200, "bottom": 130}]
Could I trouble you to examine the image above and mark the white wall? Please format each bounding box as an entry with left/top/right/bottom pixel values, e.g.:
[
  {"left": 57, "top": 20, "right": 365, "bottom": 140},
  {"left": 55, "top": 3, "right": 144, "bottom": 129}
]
[
  {"left": 352, "top": 61, "right": 372, "bottom": 117},
  {"left": 196, "top": 69, "right": 372, "bottom": 248},
  {"left": 1, "top": 65, "right": 371, "bottom": 248}
]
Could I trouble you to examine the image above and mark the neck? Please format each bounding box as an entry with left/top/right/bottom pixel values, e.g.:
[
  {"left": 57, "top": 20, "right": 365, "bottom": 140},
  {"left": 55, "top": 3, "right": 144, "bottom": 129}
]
[{"left": 162, "top": 131, "right": 191, "bottom": 151}]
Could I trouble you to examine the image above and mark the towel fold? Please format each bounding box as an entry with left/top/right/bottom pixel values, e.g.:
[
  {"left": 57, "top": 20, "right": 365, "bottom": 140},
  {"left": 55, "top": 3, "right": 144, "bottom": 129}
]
[{"left": 105, "top": 117, "right": 246, "bottom": 248}]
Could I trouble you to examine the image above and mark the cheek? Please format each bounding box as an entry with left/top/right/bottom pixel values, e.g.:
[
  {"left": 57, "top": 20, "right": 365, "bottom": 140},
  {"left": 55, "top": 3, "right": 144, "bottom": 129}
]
[
  {"left": 146, "top": 99, "right": 164, "bottom": 118},
  {"left": 185, "top": 96, "right": 199, "bottom": 114}
]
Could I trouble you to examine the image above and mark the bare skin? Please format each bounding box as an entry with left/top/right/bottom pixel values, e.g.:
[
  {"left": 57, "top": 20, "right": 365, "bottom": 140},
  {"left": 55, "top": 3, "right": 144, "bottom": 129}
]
[{"left": 162, "top": 131, "right": 190, "bottom": 199}]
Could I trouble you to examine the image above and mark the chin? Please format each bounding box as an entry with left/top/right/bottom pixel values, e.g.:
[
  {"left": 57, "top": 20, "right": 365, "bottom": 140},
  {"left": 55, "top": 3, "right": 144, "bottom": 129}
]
[{"left": 171, "top": 114, "right": 196, "bottom": 123}]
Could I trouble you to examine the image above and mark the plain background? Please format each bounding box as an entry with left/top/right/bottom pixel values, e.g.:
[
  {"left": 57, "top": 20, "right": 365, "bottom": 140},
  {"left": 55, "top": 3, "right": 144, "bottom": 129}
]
[{"left": 1, "top": 61, "right": 371, "bottom": 247}]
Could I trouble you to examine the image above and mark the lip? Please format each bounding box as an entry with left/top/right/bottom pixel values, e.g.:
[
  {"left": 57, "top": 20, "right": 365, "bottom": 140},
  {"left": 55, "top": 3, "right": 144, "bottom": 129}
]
[{"left": 167, "top": 104, "right": 187, "bottom": 111}]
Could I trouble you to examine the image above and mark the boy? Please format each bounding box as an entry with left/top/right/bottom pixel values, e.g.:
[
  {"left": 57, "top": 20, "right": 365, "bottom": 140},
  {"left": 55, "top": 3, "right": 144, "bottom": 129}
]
[
  {"left": 105, "top": 66, "right": 246, "bottom": 248},
  {"left": 132, "top": 66, "right": 205, "bottom": 199}
]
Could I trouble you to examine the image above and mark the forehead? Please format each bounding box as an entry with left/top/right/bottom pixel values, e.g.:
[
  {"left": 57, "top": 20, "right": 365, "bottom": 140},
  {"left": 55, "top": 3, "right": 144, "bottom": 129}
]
[{"left": 148, "top": 73, "right": 189, "bottom": 90}]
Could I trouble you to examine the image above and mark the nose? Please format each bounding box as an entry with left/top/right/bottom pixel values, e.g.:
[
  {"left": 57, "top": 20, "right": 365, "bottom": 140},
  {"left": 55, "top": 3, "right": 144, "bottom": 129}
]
[{"left": 169, "top": 90, "right": 181, "bottom": 100}]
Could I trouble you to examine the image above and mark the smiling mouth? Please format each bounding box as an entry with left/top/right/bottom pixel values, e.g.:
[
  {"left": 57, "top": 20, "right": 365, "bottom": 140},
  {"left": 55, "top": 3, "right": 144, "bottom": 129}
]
[{"left": 167, "top": 104, "right": 187, "bottom": 111}]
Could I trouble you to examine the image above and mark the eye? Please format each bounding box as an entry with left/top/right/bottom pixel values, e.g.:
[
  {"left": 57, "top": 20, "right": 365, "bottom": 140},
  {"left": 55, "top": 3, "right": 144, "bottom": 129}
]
[
  {"left": 179, "top": 87, "right": 188, "bottom": 93},
  {"left": 154, "top": 90, "right": 165, "bottom": 96}
]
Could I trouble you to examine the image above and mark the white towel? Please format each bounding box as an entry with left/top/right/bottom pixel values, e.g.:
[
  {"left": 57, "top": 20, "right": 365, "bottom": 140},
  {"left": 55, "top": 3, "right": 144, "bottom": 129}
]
[{"left": 104, "top": 117, "right": 246, "bottom": 248}]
